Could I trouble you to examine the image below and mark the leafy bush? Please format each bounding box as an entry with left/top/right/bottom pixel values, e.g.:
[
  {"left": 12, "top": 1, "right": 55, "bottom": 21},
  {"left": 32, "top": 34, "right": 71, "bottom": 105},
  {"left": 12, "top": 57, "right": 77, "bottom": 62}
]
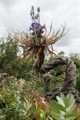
[
  {"left": 0, "top": 77, "right": 50, "bottom": 120},
  {"left": 50, "top": 93, "right": 78, "bottom": 120},
  {"left": 0, "top": 36, "right": 33, "bottom": 80},
  {"left": 0, "top": 77, "right": 80, "bottom": 120},
  {"left": 76, "top": 75, "right": 80, "bottom": 92}
]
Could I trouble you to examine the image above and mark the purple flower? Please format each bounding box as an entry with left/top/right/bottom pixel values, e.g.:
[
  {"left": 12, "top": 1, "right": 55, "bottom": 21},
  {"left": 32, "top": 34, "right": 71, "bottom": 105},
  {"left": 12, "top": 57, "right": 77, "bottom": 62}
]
[
  {"left": 29, "top": 22, "right": 45, "bottom": 32},
  {"left": 29, "top": 27, "right": 33, "bottom": 31},
  {"left": 38, "top": 25, "right": 45, "bottom": 31},
  {"left": 31, "top": 22, "right": 40, "bottom": 29}
]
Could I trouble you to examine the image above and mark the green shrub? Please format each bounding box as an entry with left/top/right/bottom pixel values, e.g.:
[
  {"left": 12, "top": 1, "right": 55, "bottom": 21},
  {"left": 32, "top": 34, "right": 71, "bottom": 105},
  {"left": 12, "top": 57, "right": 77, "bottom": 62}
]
[
  {"left": 76, "top": 75, "right": 80, "bottom": 92},
  {"left": 50, "top": 93, "right": 78, "bottom": 120},
  {"left": 0, "top": 77, "right": 50, "bottom": 120},
  {"left": 0, "top": 77, "right": 80, "bottom": 120}
]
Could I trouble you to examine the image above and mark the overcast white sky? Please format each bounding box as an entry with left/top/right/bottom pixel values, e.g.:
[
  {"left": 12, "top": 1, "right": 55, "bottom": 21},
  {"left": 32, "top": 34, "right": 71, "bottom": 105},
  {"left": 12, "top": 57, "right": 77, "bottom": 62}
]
[{"left": 0, "top": 0, "right": 80, "bottom": 55}]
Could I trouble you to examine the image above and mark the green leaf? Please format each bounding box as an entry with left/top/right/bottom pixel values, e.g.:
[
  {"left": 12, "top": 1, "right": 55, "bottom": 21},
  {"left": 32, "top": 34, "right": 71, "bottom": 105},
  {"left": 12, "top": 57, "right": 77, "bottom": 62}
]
[
  {"left": 66, "top": 108, "right": 78, "bottom": 119},
  {"left": 56, "top": 96, "right": 65, "bottom": 107},
  {"left": 51, "top": 111, "right": 65, "bottom": 120},
  {"left": 40, "top": 110, "right": 45, "bottom": 120},
  {"left": 50, "top": 100, "right": 65, "bottom": 116},
  {"left": 65, "top": 94, "right": 75, "bottom": 110}
]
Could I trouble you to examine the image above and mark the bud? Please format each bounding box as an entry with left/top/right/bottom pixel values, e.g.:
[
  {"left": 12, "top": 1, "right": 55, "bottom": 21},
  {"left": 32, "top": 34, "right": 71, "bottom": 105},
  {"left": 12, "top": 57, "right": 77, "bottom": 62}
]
[
  {"left": 30, "top": 10, "right": 32, "bottom": 16},
  {"left": 35, "top": 15, "right": 37, "bottom": 19},
  {"left": 37, "top": 7, "right": 40, "bottom": 12},
  {"left": 32, "top": 11, "right": 34, "bottom": 15},
  {"left": 32, "top": 6, "right": 34, "bottom": 11},
  {"left": 31, "top": 6, "right": 34, "bottom": 15},
  {"left": 37, "top": 13, "right": 39, "bottom": 18},
  {"left": 32, "top": 16, "right": 34, "bottom": 20}
]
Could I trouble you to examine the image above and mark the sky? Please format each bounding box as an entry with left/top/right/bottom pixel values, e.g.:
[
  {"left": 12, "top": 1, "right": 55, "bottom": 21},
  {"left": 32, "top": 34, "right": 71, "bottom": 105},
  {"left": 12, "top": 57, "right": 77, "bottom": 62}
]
[{"left": 0, "top": 0, "right": 80, "bottom": 55}]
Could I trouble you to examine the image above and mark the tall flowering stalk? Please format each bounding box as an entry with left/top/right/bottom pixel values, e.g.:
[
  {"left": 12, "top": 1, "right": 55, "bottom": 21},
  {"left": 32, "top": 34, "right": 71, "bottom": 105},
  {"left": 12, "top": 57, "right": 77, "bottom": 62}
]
[{"left": 29, "top": 6, "right": 45, "bottom": 40}]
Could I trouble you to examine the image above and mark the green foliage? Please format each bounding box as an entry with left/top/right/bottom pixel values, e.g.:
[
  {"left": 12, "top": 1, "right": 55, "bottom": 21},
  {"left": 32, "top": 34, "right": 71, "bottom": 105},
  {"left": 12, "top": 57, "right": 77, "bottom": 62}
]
[
  {"left": 70, "top": 53, "right": 80, "bottom": 68},
  {"left": 7, "top": 57, "right": 32, "bottom": 79},
  {"left": 0, "top": 77, "right": 50, "bottom": 120},
  {"left": 0, "top": 33, "right": 80, "bottom": 120},
  {"left": 70, "top": 53, "right": 80, "bottom": 92},
  {"left": 0, "top": 35, "right": 33, "bottom": 80},
  {"left": 50, "top": 65, "right": 66, "bottom": 91},
  {"left": 58, "top": 51, "right": 65, "bottom": 57},
  {"left": 50, "top": 93, "right": 78, "bottom": 120},
  {"left": 76, "top": 75, "right": 80, "bottom": 92},
  {"left": 0, "top": 77, "right": 80, "bottom": 120},
  {"left": 0, "top": 35, "right": 18, "bottom": 72}
]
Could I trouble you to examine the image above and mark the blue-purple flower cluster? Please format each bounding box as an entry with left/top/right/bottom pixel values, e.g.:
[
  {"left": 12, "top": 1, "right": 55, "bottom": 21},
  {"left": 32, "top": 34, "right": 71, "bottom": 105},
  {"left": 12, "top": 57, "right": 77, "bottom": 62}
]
[{"left": 29, "top": 22, "right": 45, "bottom": 33}]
